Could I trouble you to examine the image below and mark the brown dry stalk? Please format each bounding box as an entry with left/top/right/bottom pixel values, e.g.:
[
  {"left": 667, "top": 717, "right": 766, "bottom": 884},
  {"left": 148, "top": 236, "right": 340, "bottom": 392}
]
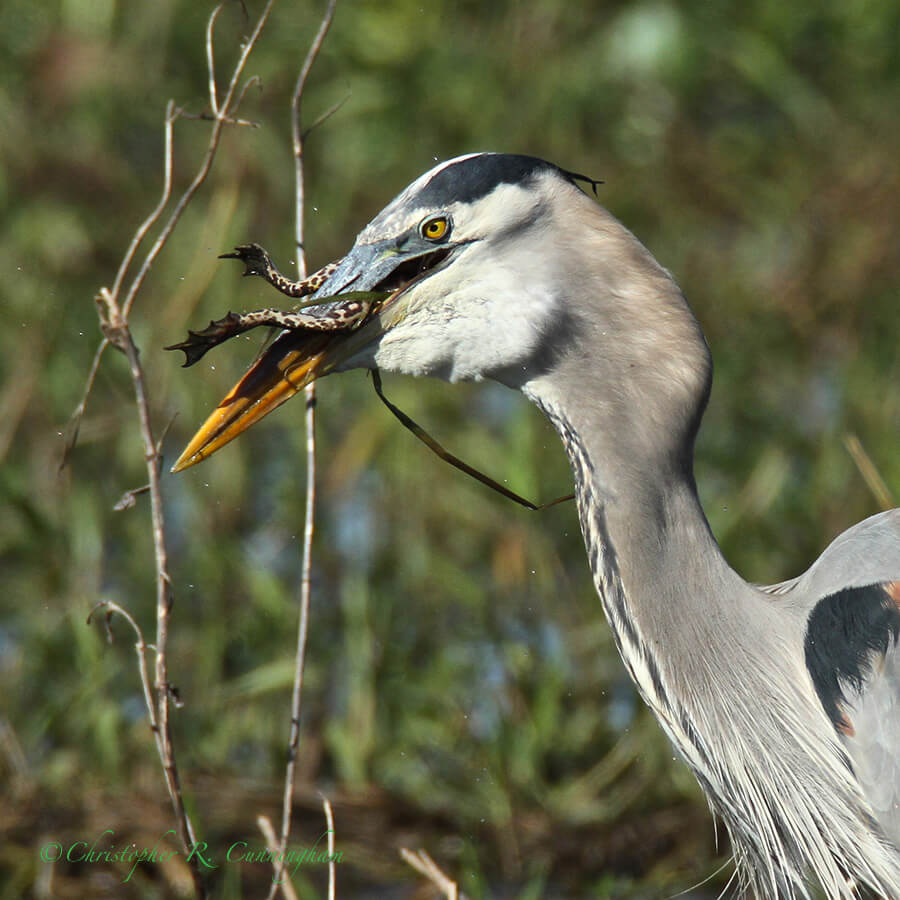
[
  {"left": 80, "top": 3, "right": 279, "bottom": 897},
  {"left": 400, "top": 848, "right": 461, "bottom": 900},
  {"left": 265, "top": 3, "right": 338, "bottom": 896}
]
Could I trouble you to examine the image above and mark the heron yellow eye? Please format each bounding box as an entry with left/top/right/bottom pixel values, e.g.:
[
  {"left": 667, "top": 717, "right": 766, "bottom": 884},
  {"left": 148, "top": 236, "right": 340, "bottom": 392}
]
[{"left": 421, "top": 216, "right": 450, "bottom": 241}]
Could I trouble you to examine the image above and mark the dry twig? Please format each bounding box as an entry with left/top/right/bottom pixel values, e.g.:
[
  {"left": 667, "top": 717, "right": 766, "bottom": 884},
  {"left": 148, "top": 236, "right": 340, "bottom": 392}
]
[
  {"left": 78, "top": 3, "right": 278, "bottom": 896},
  {"left": 265, "top": 2, "right": 338, "bottom": 896},
  {"left": 257, "top": 815, "right": 301, "bottom": 900},
  {"left": 400, "top": 848, "right": 461, "bottom": 900},
  {"left": 843, "top": 432, "right": 895, "bottom": 510},
  {"left": 320, "top": 793, "right": 337, "bottom": 900}
]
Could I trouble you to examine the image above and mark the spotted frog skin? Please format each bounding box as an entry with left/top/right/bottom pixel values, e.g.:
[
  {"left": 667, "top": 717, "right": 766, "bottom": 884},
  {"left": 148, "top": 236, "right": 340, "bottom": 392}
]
[{"left": 166, "top": 243, "right": 381, "bottom": 367}]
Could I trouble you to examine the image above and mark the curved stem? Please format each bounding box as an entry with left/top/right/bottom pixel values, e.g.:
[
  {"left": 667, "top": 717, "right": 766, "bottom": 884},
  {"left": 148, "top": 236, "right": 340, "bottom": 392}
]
[{"left": 267, "top": 3, "right": 337, "bottom": 896}]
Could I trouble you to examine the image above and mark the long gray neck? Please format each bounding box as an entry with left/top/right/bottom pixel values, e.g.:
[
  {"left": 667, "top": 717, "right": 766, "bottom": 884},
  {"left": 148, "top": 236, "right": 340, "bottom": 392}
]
[
  {"left": 529, "top": 379, "right": 727, "bottom": 657},
  {"left": 507, "top": 202, "right": 900, "bottom": 898},
  {"left": 517, "top": 230, "right": 748, "bottom": 709}
]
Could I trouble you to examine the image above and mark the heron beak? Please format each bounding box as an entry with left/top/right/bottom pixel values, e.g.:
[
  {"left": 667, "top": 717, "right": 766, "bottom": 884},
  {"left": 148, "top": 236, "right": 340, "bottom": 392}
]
[{"left": 170, "top": 238, "right": 452, "bottom": 473}]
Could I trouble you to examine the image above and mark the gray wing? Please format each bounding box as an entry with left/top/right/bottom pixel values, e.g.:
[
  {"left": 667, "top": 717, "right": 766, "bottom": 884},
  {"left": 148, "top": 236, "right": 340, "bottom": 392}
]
[
  {"left": 763, "top": 508, "right": 900, "bottom": 598},
  {"left": 764, "top": 509, "right": 900, "bottom": 846},
  {"left": 845, "top": 633, "right": 900, "bottom": 846}
]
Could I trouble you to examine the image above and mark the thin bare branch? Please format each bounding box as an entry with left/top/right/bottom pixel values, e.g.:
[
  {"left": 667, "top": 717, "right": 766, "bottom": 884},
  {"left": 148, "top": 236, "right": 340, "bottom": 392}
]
[
  {"left": 292, "top": 0, "right": 337, "bottom": 259},
  {"left": 88, "top": 600, "right": 159, "bottom": 766},
  {"left": 320, "top": 793, "right": 337, "bottom": 900},
  {"left": 206, "top": 3, "right": 225, "bottom": 117},
  {"left": 97, "top": 291, "right": 206, "bottom": 896},
  {"left": 112, "top": 102, "right": 178, "bottom": 305},
  {"left": 301, "top": 90, "right": 350, "bottom": 142},
  {"left": 267, "top": 387, "right": 317, "bottom": 899},
  {"left": 178, "top": 110, "right": 260, "bottom": 128},
  {"left": 292, "top": 0, "right": 338, "bottom": 125},
  {"left": 155, "top": 412, "right": 178, "bottom": 456},
  {"left": 219, "top": 0, "right": 277, "bottom": 122},
  {"left": 267, "top": 4, "right": 337, "bottom": 895},
  {"left": 60, "top": 336, "right": 108, "bottom": 470},
  {"left": 113, "top": 483, "right": 150, "bottom": 511},
  {"left": 257, "top": 816, "right": 300, "bottom": 900},
  {"left": 62, "top": 95, "right": 175, "bottom": 465},
  {"left": 121, "top": 0, "right": 276, "bottom": 321},
  {"left": 400, "top": 848, "right": 460, "bottom": 900},
  {"left": 843, "top": 432, "right": 895, "bottom": 510},
  {"left": 83, "top": 5, "right": 283, "bottom": 897},
  {"left": 235, "top": 73, "right": 263, "bottom": 115},
  {"left": 114, "top": 312, "right": 201, "bottom": 857}
]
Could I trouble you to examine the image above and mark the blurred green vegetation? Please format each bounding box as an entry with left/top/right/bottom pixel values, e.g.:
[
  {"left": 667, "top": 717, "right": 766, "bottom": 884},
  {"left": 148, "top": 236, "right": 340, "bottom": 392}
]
[{"left": 1, "top": 0, "right": 898, "bottom": 897}]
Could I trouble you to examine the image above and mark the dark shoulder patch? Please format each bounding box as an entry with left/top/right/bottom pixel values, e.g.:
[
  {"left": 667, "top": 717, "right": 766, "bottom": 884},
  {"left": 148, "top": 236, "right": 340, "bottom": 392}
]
[
  {"left": 415, "top": 154, "right": 570, "bottom": 208},
  {"left": 804, "top": 582, "right": 900, "bottom": 732}
]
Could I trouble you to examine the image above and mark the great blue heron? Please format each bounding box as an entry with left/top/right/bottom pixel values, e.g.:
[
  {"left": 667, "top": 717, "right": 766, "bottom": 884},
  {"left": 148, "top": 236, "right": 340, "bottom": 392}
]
[{"left": 172, "top": 153, "right": 900, "bottom": 898}]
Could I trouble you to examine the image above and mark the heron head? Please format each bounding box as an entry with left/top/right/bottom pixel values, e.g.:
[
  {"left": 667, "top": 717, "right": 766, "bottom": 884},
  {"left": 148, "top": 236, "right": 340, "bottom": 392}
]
[{"left": 172, "top": 153, "right": 598, "bottom": 472}]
